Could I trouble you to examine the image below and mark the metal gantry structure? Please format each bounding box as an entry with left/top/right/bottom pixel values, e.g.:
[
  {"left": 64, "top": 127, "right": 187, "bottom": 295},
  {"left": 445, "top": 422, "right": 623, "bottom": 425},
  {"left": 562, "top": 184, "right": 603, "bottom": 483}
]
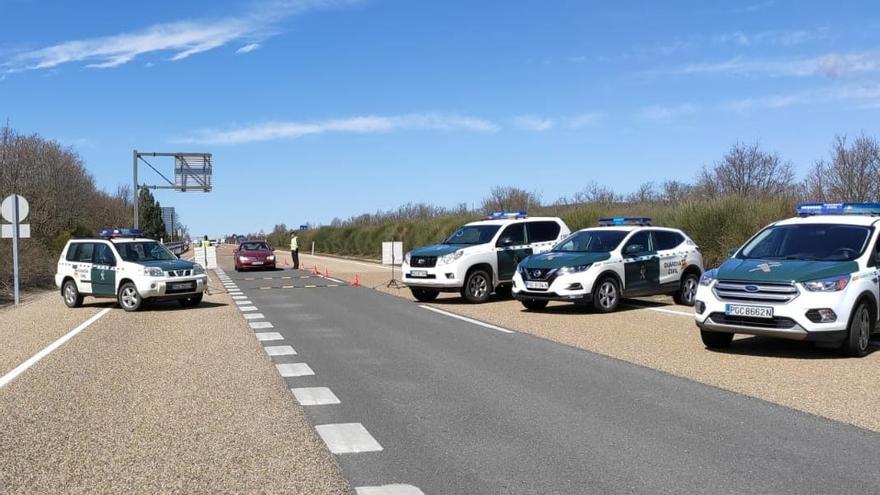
[{"left": 132, "top": 151, "right": 212, "bottom": 228}]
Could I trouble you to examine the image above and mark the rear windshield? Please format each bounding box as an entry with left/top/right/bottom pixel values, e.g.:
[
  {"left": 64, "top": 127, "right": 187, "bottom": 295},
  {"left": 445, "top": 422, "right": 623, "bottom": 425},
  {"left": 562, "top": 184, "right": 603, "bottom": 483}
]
[
  {"left": 116, "top": 241, "right": 177, "bottom": 262},
  {"left": 554, "top": 230, "right": 628, "bottom": 253},
  {"left": 240, "top": 242, "right": 269, "bottom": 251},
  {"left": 739, "top": 224, "right": 872, "bottom": 262},
  {"left": 444, "top": 225, "right": 501, "bottom": 245}
]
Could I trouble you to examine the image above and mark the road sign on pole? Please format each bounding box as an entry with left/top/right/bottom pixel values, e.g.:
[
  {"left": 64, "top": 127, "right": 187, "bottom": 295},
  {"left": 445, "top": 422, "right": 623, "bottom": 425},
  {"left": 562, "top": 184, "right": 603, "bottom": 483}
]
[{"left": 1, "top": 194, "right": 30, "bottom": 305}]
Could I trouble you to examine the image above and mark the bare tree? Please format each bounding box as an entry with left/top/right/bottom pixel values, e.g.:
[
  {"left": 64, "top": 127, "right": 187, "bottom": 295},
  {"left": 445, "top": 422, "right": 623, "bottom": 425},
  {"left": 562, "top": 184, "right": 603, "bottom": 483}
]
[
  {"left": 661, "top": 180, "right": 694, "bottom": 203},
  {"left": 697, "top": 142, "right": 795, "bottom": 197},
  {"left": 626, "top": 181, "right": 660, "bottom": 203},
  {"left": 480, "top": 186, "right": 541, "bottom": 213},
  {"left": 803, "top": 134, "right": 880, "bottom": 201}
]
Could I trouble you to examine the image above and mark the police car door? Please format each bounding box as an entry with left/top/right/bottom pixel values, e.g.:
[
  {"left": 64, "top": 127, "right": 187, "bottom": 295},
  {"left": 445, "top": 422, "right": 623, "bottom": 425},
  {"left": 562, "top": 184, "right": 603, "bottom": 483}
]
[
  {"left": 654, "top": 230, "right": 686, "bottom": 291},
  {"left": 621, "top": 231, "right": 660, "bottom": 297},
  {"left": 496, "top": 223, "right": 531, "bottom": 282},
  {"left": 70, "top": 242, "right": 95, "bottom": 294},
  {"left": 91, "top": 242, "right": 118, "bottom": 296}
]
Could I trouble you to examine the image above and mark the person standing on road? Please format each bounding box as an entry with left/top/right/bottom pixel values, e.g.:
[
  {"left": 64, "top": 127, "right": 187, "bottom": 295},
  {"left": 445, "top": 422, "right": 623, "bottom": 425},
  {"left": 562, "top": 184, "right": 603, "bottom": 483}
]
[
  {"left": 290, "top": 231, "right": 300, "bottom": 269},
  {"left": 201, "top": 235, "right": 210, "bottom": 248}
]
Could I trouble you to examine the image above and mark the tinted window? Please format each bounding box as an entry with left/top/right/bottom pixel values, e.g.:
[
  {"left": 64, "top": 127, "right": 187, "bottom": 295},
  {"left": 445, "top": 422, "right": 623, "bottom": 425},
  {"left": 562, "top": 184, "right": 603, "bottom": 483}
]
[
  {"left": 116, "top": 241, "right": 177, "bottom": 262},
  {"left": 497, "top": 224, "right": 526, "bottom": 246},
  {"left": 444, "top": 225, "right": 501, "bottom": 245},
  {"left": 93, "top": 243, "right": 116, "bottom": 265},
  {"left": 527, "top": 221, "right": 561, "bottom": 243},
  {"left": 653, "top": 230, "right": 684, "bottom": 251},
  {"left": 740, "top": 224, "right": 871, "bottom": 262},
  {"left": 554, "top": 230, "right": 627, "bottom": 253},
  {"left": 623, "top": 231, "right": 653, "bottom": 256},
  {"left": 240, "top": 242, "right": 269, "bottom": 251},
  {"left": 74, "top": 243, "right": 94, "bottom": 263},
  {"left": 66, "top": 243, "right": 80, "bottom": 262}
]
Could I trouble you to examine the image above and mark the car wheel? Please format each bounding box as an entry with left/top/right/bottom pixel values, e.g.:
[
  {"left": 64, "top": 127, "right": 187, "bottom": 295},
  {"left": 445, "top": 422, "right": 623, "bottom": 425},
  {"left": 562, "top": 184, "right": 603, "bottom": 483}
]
[
  {"left": 842, "top": 301, "right": 872, "bottom": 357},
  {"left": 411, "top": 288, "right": 440, "bottom": 302},
  {"left": 62, "top": 280, "right": 84, "bottom": 308},
  {"left": 592, "top": 277, "right": 620, "bottom": 313},
  {"left": 700, "top": 330, "right": 733, "bottom": 349},
  {"left": 521, "top": 299, "right": 548, "bottom": 311},
  {"left": 178, "top": 293, "right": 204, "bottom": 308},
  {"left": 117, "top": 282, "right": 143, "bottom": 312},
  {"left": 461, "top": 269, "right": 491, "bottom": 304},
  {"left": 674, "top": 273, "right": 699, "bottom": 306}
]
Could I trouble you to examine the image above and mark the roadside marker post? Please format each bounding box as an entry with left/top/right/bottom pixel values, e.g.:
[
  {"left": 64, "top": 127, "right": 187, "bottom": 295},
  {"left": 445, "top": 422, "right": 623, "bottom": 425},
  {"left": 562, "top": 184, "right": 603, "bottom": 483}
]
[{"left": 1, "top": 194, "right": 30, "bottom": 305}]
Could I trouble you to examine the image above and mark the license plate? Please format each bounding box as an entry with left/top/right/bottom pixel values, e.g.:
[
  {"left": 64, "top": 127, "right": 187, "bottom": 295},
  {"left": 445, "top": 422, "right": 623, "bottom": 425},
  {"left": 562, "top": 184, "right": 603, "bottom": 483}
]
[
  {"left": 525, "top": 281, "right": 549, "bottom": 290},
  {"left": 410, "top": 270, "right": 428, "bottom": 278},
  {"left": 725, "top": 304, "right": 773, "bottom": 319},
  {"left": 251, "top": 261, "right": 264, "bottom": 265},
  {"left": 170, "top": 282, "right": 195, "bottom": 291}
]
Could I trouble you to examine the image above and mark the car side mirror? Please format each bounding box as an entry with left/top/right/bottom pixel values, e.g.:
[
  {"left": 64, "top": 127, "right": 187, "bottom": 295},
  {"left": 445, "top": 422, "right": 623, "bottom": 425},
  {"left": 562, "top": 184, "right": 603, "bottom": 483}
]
[{"left": 499, "top": 236, "right": 514, "bottom": 247}]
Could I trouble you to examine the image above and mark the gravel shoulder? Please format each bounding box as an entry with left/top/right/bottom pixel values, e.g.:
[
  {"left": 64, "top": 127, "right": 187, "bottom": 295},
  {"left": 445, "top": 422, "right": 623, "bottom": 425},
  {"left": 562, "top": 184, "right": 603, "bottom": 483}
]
[
  {"left": 0, "top": 270, "right": 349, "bottom": 494},
  {"left": 276, "top": 250, "right": 880, "bottom": 433}
]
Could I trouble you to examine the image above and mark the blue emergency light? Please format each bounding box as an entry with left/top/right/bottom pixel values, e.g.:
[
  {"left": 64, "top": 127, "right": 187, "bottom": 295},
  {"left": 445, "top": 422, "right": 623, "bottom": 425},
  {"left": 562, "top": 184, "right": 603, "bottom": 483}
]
[
  {"left": 99, "top": 227, "right": 144, "bottom": 238},
  {"left": 796, "top": 203, "right": 880, "bottom": 217},
  {"left": 598, "top": 217, "right": 652, "bottom": 226},
  {"left": 486, "top": 211, "right": 528, "bottom": 220}
]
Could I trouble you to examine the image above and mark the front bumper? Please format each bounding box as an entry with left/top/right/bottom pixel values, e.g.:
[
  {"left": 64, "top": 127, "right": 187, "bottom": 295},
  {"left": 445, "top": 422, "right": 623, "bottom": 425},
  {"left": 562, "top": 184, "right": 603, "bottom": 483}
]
[
  {"left": 511, "top": 271, "right": 592, "bottom": 302},
  {"left": 236, "top": 258, "right": 276, "bottom": 269},
  {"left": 135, "top": 274, "right": 208, "bottom": 298},
  {"left": 402, "top": 262, "right": 464, "bottom": 289},
  {"left": 694, "top": 283, "right": 850, "bottom": 343}
]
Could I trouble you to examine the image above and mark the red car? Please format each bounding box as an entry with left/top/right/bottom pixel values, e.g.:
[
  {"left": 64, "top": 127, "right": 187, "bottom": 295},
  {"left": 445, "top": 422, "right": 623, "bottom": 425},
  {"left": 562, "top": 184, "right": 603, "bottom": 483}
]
[{"left": 234, "top": 240, "right": 276, "bottom": 271}]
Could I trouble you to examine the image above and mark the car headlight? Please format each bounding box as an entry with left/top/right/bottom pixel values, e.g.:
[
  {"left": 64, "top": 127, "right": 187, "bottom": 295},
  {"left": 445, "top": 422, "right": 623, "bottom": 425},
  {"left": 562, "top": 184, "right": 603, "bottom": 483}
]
[
  {"left": 699, "top": 269, "right": 717, "bottom": 286},
  {"left": 192, "top": 264, "right": 206, "bottom": 275},
  {"left": 558, "top": 264, "right": 591, "bottom": 275},
  {"left": 267, "top": 255, "right": 275, "bottom": 261},
  {"left": 143, "top": 267, "right": 164, "bottom": 277},
  {"left": 404, "top": 252, "right": 411, "bottom": 264},
  {"left": 803, "top": 275, "right": 850, "bottom": 292},
  {"left": 239, "top": 256, "right": 249, "bottom": 262},
  {"left": 437, "top": 250, "right": 464, "bottom": 265}
]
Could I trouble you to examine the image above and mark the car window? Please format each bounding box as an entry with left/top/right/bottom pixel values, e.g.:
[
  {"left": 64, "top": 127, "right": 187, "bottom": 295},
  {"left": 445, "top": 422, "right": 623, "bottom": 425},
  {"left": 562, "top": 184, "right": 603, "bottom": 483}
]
[
  {"left": 740, "top": 224, "right": 871, "bottom": 261},
  {"left": 527, "top": 221, "right": 561, "bottom": 243},
  {"left": 622, "top": 231, "right": 653, "bottom": 256},
  {"left": 240, "top": 242, "right": 268, "bottom": 251},
  {"left": 653, "top": 230, "right": 685, "bottom": 251},
  {"left": 66, "top": 243, "right": 81, "bottom": 262},
  {"left": 93, "top": 243, "right": 116, "bottom": 265},
  {"left": 554, "top": 230, "right": 627, "bottom": 253},
  {"left": 74, "top": 243, "right": 94, "bottom": 263},
  {"left": 497, "top": 223, "right": 526, "bottom": 247},
  {"left": 444, "top": 225, "right": 501, "bottom": 245},
  {"left": 117, "top": 241, "right": 177, "bottom": 262}
]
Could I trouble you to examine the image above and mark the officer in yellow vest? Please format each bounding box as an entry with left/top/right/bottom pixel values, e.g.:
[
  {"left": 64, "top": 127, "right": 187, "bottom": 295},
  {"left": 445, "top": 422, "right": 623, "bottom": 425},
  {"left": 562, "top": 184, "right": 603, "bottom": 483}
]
[
  {"left": 201, "top": 235, "right": 211, "bottom": 248},
  {"left": 290, "top": 231, "right": 300, "bottom": 269}
]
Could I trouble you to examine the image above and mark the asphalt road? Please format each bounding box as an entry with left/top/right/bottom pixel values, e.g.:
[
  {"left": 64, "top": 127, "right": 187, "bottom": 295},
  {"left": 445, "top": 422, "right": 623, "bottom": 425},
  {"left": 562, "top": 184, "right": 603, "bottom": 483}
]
[{"left": 228, "top": 266, "right": 880, "bottom": 495}]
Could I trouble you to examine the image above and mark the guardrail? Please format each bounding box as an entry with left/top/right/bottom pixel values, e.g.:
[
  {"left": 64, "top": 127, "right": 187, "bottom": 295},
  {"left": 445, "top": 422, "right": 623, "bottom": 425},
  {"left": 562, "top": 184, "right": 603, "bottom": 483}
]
[{"left": 164, "top": 241, "right": 190, "bottom": 256}]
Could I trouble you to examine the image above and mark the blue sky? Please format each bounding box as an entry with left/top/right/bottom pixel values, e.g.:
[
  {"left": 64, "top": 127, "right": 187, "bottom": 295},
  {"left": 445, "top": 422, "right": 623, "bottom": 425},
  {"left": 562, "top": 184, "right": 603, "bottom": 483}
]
[{"left": 2, "top": 0, "right": 879, "bottom": 236}]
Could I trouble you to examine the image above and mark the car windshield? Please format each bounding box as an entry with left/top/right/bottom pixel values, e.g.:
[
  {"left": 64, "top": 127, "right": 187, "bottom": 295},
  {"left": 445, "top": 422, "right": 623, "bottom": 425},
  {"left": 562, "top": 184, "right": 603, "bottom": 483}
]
[
  {"left": 240, "top": 242, "right": 269, "bottom": 251},
  {"left": 443, "top": 225, "right": 501, "bottom": 245},
  {"left": 116, "top": 241, "right": 178, "bottom": 262},
  {"left": 553, "top": 230, "right": 628, "bottom": 253},
  {"left": 739, "top": 224, "right": 872, "bottom": 262}
]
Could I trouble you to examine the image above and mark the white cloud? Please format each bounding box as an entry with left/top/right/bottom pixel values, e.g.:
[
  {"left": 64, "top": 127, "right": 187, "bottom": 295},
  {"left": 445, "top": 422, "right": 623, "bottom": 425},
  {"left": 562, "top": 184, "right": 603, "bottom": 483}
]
[
  {"left": 2, "top": 0, "right": 358, "bottom": 73},
  {"left": 566, "top": 112, "right": 602, "bottom": 129},
  {"left": 662, "top": 51, "right": 880, "bottom": 78},
  {"left": 723, "top": 83, "right": 880, "bottom": 112},
  {"left": 511, "top": 114, "right": 555, "bottom": 131},
  {"left": 177, "top": 113, "right": 499, "bottom": 144},
  {"left": 712, "top": 28, "right": 827, "bottom": 47},
  {"left": 236, "top": 43, "right": 261, "bottom": 54},
  {"left": 638, "top": 103, "right": 698, "bottom": 122}
]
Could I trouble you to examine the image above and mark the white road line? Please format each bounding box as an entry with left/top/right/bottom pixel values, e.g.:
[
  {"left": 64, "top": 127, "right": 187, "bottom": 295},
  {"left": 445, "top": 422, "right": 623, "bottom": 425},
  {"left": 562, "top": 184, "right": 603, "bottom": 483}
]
[
  {"left": 255, "top": 332, "right": 284, "bottom": 342},
  {"left": 243, "top": 313, "right": 265, "bottom": 320},
  {"left": 0, "top": 307, "right": 112, "bottom": 389},
  {"left": 264, "top": 345, "right": 296, "bottom": 356},
  {"left": 276, "top": 363, "right": 315, "bottom": 377},
  {"left": 291, "top": 387, "right": 340, "bottom": 405},
  {"left": 322, "top": 276, "right": 346, "bottom": 284},
  {"left": 315, "top": 423, "right": 383, "bottom": 454},
  {"left": 235, "top": 300, "right": 252, "bottom": 305},
  {"left": 355, "top": 485, "right": 425, "bottom": 495},
  {"left": 419, "top": 305, "right": 515, "bottom": 334},
  {"left": 239, "top": 306, "right": 258, "bottom": 312},
  {"left": 624, "top": 303, "right": 693, "bottom": 317},
  {"left": 249, "top": 321, "right": 274, "bottom": 330},
  {"left": 228, "top": 291, "right": 243, "bottom": 296},
  {"left": 232, "top": 295, "right": 248, "bottom": 300}
]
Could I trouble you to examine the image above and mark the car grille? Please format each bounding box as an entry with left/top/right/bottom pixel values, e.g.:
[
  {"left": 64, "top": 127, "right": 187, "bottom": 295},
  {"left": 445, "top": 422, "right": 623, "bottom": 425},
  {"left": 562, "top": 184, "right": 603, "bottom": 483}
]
[
  {"left": 713, "top": 280, "right": 798, "bottom": 303},
  {"left": 708, "top": 312, "right": 797, "bottom": 329},
  {"left": 411, "top": 256, "right": 437, "bottom": 268},
  {"left": 523, "top": 267, "right": 557, "bottom": 281},
  {"left": 166, "top": 269, "right": 193, "bottom": 277}
]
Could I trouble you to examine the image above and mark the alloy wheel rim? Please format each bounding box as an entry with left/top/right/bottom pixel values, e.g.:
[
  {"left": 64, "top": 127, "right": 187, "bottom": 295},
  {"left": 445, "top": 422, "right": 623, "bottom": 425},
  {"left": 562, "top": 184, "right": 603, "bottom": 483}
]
[
  {"left": 858, "top": 307, "right": 870, "bottom": 351},
  {"left": 684, "top": 278, "right": 697, "bottom": 304},
  {"left": 121, "top": 287, "right": 138, "bottom": 308},
  {"left": 470, "top": 275, "right": 488, "bottom": 298},
  {"left": 65, "top": 284, "right": 75, "bottom": 304},
  {"left": 598, "top": 282, "right": 616, "bottom": 308}
]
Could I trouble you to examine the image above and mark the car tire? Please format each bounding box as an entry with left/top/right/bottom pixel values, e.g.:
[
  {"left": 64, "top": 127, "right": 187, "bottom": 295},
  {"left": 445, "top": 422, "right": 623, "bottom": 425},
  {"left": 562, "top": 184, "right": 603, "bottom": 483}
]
[
  {"left": 700, "top": 330, "right": 733, "bottom": 349},
  {"left": 461, "top": 269, "right": 492, "bottom": 304},
  {"left": 841, "top": 301, "right": 872, "bottom": 357},
  {"left": 178, "top": 293, "right": 204, "bottom": 308},
  {"left": 62, "top": 280, "right": 84, "bottom": 308},
  {"left": 411, "top": 288, "right": 440, "bottom": 302},
  {"left": 592, "top": 277, "right": 620, "bottom": 313},
  {"left": 117, "top": 282, "right": 143, "bottom": 312},
  {"left": 521, "top": 299, "right": 548, "bottom": 311},
  {"left": 674, "top": 272, "right": 699, "bottom": 306}
]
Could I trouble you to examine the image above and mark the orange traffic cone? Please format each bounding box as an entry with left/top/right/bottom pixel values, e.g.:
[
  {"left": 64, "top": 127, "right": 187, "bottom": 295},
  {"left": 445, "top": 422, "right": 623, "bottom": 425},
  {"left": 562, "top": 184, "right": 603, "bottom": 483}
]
[
  {"left": 324, "top": 267, "right": 331, "bottom": 278},
  {"left": 351, "top": 274, "right": 362, "bottom": 287},
  {"left": 312, "top": 265, "right": 319, "bottom": 275}
]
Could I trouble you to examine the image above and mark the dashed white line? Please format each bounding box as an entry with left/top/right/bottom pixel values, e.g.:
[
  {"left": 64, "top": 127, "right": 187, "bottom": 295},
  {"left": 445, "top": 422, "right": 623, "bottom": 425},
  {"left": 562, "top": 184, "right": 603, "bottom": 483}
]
[
  {"left": 292, "top": 387, "right": 340, "bottom": 405},
  {"left": 249, "top": 321, "right": 274, "bottom": 330},
  {"left": 315, "top": 423, "right": 383, "bottom": 454},
  {"left": 239, "top": 306, "right": 258, "bottom": 312},
  {"left": 419, "top": 305, "right": 515, "bottom": 334},
  {"left": 243, "top": 313, "right": 265, "bottom": 320},
  {"left": 276, "top": 363, "right": 315, "bottom": 377},
  {"left": 264, "top": 345, "right": 297, "bottom": 356},
  {"left": 235, "top": 300, "right": 252, "bottom": 305},
  {"left": 624, "top": 303, "right": 693, "bottom": 317},
  {"left": 355, "top": 485, "right": 425, "bottom": 495},
  {"left": 232, "top": 295, "right": 248, "bottom": 300},
  {"left": 0, "top": 308, "right": 113, "bottom": 389},
  {"left": 255, "top": 332, "right": 283, "bottom": 342},
  {"left": 323, "top": 276, "right": 345, "bottom": 284}
]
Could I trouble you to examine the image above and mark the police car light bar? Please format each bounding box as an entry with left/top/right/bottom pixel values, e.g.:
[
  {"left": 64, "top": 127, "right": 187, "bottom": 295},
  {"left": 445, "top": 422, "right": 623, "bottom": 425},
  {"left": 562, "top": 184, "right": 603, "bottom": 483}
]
[
  {"left": 99, "top": 227, "right": 144, "bottom": 238},
  {"left": 598, "top": 217, "right": 652, "bottom": 226},
  {"left": 486, "top": 211, "right": 528, "bottom": 220},
  {"left": 796, "top": 203, "right": 880, "bottom": 217}
]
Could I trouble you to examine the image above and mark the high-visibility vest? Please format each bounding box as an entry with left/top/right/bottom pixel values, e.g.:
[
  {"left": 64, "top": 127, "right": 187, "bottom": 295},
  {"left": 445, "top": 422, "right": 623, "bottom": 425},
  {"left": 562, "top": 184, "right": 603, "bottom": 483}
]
[
  {"left": 201, "top": 239, "right": 210, "bottom": 248},
  {"left": 290, "top": 236, "right": 299, "bottom": 250}
]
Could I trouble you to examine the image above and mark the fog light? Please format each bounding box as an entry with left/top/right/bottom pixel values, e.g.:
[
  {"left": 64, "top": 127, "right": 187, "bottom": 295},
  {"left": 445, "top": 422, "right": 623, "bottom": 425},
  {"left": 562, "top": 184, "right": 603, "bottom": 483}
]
[
  {"left": 806, "top": 308, "right": 837, "bottom": 323},
  {"left": 151, "top": 283, "right": 157, "bottom": 289},
  {"left": 446, "top": 273, "right": 454, "bottom": 279},
  {"left": 695, "top": 300, "right": 706, "bottom": 315},
  {"left": 566, "top": 283, "right": 583, "bottom": 291}
]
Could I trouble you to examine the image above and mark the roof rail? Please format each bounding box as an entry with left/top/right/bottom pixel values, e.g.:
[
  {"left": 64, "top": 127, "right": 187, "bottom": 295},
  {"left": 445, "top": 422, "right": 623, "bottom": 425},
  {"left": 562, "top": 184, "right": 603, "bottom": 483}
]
[{"left": 598, "top": 217, "right": 652, "bottom": 226}]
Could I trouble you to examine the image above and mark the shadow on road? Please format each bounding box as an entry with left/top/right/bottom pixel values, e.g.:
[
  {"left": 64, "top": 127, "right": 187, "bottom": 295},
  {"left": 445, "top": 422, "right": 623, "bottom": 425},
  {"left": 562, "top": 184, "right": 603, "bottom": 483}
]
[{"left": 707, "top": 335, "right": 878, "bottom": 360}]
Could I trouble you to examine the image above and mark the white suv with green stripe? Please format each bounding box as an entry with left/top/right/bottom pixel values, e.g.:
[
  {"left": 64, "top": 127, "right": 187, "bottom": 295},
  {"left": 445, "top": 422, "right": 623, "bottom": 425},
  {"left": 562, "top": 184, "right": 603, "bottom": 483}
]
[
  {"left": 696, "top": 203, "right": 880, "bottom": 357},
  {"left": 55, "top": 230, "right": 208, "bottom": 311}
]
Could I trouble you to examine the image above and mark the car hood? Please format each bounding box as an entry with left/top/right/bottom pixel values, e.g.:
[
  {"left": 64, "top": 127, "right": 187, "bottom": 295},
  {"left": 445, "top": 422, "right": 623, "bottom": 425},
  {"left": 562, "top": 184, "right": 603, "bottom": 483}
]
[
  {"left": 520, "top": 251, "right": 611, "bottom": 269},
  {"left": 716, "top": 258, "right": 859, "bottom": 283},
  {"left": 139, "top": 259, "right": 195, "bottom": 270},
  {"left": 410, "top": 243, "right": 473, "bottom": 257}
]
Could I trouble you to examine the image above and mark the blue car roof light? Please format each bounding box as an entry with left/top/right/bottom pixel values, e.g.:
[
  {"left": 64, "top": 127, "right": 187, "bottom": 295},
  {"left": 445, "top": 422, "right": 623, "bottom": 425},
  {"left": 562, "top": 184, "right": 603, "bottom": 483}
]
[
  {"left": 486, "top": 211, "right": 528, "bottom": 220},
  {"left": 796, "top": 203, "right": 880, "bottom": 217},
  {"left": 597, "top": 217, "right": 652, "bottom": 226}
]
